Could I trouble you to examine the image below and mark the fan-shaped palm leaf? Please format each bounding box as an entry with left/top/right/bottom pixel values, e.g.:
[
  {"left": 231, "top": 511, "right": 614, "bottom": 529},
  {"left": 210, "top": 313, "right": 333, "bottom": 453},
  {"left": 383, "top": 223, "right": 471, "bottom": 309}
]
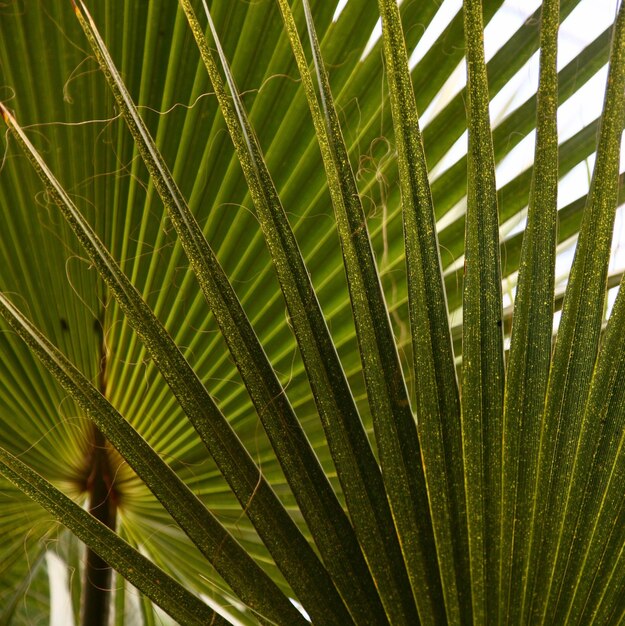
[{"left": 0, "top": 0, "right": 624, "bottom": 624}]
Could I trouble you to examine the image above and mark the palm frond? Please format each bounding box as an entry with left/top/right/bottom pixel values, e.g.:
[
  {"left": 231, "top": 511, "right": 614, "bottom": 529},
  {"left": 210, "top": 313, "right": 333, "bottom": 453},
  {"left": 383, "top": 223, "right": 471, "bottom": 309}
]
[{"left": 1, "top": 0, "right": 624, "bottom": 623}]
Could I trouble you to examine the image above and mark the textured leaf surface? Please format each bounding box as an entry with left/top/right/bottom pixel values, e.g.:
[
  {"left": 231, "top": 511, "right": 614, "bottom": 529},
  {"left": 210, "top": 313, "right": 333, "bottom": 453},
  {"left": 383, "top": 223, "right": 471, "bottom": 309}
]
[{"left": 0, "top": 0, "right": 624, "bottom": 623}]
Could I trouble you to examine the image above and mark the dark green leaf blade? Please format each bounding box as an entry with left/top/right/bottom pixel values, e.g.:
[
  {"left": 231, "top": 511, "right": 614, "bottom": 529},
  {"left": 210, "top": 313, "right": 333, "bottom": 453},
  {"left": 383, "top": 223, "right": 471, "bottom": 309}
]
[
  {"left": 544, "top": 273, "right": 625, "bottom": 624},
  {"left": 299, "top": 1, "right": 446, "bottom": 622},
  {"left": 461, "top": 0, "right": 506, "bottom": 621},
  {"left": 499, "top": 1, "right": 559, "bottom": 624},
  {"left": 275, "top": 1, "right": 424, "bottom": 624},
  {"left": 523, "top": 4, "right": 625, "bottom": 621},
  {"left": 173, "top": 0, "right": 384, "bottom": 619},
  {"left": 377, "top": 0, "right": 469, "bottom": 623},
  {"left": 423, "top": 0, "right": 578, "bottom": 172}
]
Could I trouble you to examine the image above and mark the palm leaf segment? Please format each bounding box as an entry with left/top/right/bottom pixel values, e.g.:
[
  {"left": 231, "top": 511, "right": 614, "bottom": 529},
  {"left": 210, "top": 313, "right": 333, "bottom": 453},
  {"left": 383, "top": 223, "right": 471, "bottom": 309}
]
[{"left": 0, "top": 0, "right": 624, "bottom": 624}]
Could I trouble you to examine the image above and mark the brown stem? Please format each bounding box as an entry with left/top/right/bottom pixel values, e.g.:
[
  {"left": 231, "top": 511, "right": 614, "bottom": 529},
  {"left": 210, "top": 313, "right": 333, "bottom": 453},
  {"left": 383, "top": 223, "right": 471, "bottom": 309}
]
[{"left": 81, "top": 307, "right": 117, "bottom": 626}]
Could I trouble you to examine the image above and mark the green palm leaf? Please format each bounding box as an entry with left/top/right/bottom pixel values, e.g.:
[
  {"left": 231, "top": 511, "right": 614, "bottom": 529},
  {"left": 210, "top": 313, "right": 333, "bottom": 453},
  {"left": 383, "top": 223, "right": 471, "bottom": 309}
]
[{"left": 0, "top": 0, "right": 624, "bottom": 624}]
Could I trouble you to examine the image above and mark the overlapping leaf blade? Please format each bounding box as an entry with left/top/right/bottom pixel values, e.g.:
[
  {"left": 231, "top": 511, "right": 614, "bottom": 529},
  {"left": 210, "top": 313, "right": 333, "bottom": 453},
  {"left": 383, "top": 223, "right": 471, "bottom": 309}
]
[
  {"left": 0, "top": 97, "right": 336, "bottom": 625},
  {"left": 523, "top": 4, "right": 625, "bottom": 622},
  {"left": 72, "top": 2, "right": 385, "bottom": 622},
  {"left": 275, "top": 2, "right": 418, "bottom": 623},
  {"left": 377, "top": 1, "right": 468, "bottom": 623},
  {"left": 1, "top": 0, "right": 625, "bottom": 622},
  {"left": 0, "top": 287, "right": 302, "bottom": 625}
]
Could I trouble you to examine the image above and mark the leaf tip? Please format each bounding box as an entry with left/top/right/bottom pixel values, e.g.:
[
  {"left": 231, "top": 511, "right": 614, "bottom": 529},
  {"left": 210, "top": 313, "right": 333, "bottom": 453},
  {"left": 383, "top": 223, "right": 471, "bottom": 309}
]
[
  {"left": 70, "top": 0, "right": 84, "bottom": 18},
  {"left": 0, "top": 102, "right": 12, "bottom": 126}
]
